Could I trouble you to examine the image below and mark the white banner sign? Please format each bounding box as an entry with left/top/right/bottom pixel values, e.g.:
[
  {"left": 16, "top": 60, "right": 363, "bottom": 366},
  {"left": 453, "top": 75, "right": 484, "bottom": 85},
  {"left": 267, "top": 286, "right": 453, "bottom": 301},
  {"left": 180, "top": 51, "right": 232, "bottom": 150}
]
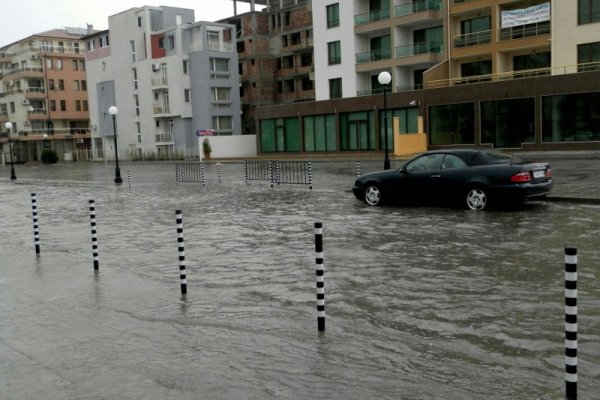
[{"left": 501, "top": 3, "right": 550, "bottom": 28}]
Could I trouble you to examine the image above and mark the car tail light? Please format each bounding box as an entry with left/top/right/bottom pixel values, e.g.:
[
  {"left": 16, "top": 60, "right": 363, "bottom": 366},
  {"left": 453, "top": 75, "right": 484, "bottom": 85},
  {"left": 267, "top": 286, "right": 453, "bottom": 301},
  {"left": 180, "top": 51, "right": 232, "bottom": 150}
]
[
  {"left": 510, "top": 171, "right": 532, "bottom": 182},
  {"left": 546, "top": 168, "right": 553, "bottom": 178}
]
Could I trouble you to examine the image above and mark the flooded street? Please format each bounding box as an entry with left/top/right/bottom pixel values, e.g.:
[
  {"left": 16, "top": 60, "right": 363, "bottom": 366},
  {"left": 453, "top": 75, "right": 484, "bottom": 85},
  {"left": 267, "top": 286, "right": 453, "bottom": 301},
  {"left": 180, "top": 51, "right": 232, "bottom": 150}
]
[{"left": 1, "top": 161, "right": 600, "bottom": 399}]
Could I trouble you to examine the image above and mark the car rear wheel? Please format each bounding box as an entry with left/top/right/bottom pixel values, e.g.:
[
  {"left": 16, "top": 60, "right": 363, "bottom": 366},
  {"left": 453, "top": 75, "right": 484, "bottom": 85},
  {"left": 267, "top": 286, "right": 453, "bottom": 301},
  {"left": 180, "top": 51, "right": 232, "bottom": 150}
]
[
  {"left": 465, "top": 187, "right": 487, "bottom": 211},
  {"left": 364, "top": 184, "right": 383, "bottom": 206}
]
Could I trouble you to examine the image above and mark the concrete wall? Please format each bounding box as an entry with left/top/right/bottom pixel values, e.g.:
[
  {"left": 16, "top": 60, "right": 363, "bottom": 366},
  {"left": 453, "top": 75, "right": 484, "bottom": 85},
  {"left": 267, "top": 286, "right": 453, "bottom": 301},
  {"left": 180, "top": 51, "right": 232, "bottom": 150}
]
[{"left": 199, "top": 135, "right": 257, "bottom": 159}]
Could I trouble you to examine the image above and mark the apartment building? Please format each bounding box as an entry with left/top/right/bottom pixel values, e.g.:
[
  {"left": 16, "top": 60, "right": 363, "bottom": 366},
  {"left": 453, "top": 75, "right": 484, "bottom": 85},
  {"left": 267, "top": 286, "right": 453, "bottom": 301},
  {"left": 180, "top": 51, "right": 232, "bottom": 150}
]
[
  {"left": 221, "top": 0, "right": 314, "bottom": 136},
  {"left": 254, "top": 0, "right": 600, "bottom": 154},
  {"left": 0, "top": 28, "right": 92, "bottom": 163},
  {"left": 84, "top": 6, "right": 241, "bottom": 161}
]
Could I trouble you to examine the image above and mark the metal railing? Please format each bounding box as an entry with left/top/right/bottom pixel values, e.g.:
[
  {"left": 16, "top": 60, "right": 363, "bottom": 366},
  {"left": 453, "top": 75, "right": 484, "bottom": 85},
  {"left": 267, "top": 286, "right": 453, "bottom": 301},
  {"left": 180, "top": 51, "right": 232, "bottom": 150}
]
[
  {"left": 355, "top": 48, "right": 392, "bottom": 64},
  {"left": 454, "top": 30, "right": 492, "bottom": 47},
  {"left": 151, "top": 76, "right": 168, "bottom": 87},
  {"left": 499, "top": 21, "right": 550, "bottom": 41},
  {"left": 153, "top": 104, "right": 170, "bottom": 114},
  {"left": 244, "top": 160, "right": 313, "bottom": 189},
  {"left": 355, "top": 8, "right": 391, "bottom": 25},
  {"left": 395, "top": 0, "right": 442, "bottom": 16},
  {"left": 396, "top": 41, "right": 443, "bottom": 57},
  {"left": 0, "top": 66, "right": 44, "bottom": 79},
  {"left": 155, "top": 132, "right": 174, "bottom": 143}
]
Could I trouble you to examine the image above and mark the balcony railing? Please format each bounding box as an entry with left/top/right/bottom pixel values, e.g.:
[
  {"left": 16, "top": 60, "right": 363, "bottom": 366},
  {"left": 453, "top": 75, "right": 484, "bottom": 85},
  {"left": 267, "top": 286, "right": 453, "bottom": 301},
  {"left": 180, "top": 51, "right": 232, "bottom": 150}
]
[
  {"left": 25, "top": 87, "right": 46, "bottom": 96},
  {"left": 355, "top": 8, "right": 391, "bottom": 25},
  {"left": 155, "top": 132, "right": 174, "bottom": 143},
  {"left": 208, "top": 42, "right": 234, "bottom": 52},
  {"left": 151, "top": 76, "right": 168, "bottom": 87},
  {"left": 396, "top": 41, "right": 443, "bottom": 57},
  {"left": 153, "top": 104, "right": 170, "bottom": 115},
  {"left": 0, "top": 66, "right": 44, "bottom": 80},
  {"left": 355, "top": 48, "right": 392, "bottom": 64},
  {"left": 454, "top": 30, "right": 491, "bottom": 48},
  {"left": 395, "top": 0, "right": 442, "bottom": 17},
  {"left": 27, "top": 108, "right": 47, "bottom": 115},
  {"left": 499, "top": 21, "right": 550, "bottom": 41},
  {"left": 578, "top": 61, "right": 600, "bottom": 72}
]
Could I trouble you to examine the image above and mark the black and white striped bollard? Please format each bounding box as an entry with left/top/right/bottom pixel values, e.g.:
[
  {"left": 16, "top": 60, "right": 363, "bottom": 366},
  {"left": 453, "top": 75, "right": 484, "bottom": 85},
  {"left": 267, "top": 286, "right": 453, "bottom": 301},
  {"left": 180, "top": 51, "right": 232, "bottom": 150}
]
[
  {"left": 217, "top": 164, "right": 222, "bottom": 184},
  {"left": 308, "top": 161, "right": 313, "bottom": 190},
  {"left": 356, "top": 161, "right": 361, "bottom": 178},
  {"left": 565, "top": 246, "right": 577, "bottom": 400},
  {"left": 30, "top": 193, "right": 40, "bottom": 254},
  {"left": 175, "top": 210, "right": 187, "bottom": 295},
  {"left": 89, "top": 200, "right": 99, "bottom": 270},
  {"left": 201, "top": 163, "right": 206, "bottom": 186},
  {"left": 127, "top": 170, "right": 131, "bottom": 188},
  {"left": 314, "top": 222, "right": 325, "bottom": 331},
  {"left": 175, "top": 164, "right": 179, "bottom": 183}
]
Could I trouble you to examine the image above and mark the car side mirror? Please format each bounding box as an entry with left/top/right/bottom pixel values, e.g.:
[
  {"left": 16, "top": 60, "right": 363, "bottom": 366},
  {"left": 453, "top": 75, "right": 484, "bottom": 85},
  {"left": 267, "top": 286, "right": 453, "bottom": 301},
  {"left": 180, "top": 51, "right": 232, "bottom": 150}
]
[{"left": 399, "top": 165, "right": 407, "bottom": 174}]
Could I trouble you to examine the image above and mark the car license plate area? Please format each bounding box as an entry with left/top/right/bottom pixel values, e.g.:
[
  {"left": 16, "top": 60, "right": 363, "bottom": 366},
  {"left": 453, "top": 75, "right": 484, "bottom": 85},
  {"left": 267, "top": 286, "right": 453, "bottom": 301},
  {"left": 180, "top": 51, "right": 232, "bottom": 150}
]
[{"left": 533, "top": 170, "right": 545, "bottom": 179}]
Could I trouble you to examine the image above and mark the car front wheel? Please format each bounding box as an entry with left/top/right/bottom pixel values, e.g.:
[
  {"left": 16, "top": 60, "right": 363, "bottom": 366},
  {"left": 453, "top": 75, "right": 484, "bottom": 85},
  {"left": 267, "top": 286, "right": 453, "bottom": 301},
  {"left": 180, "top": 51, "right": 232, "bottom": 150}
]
[
  {"left": 466, "top": 187, "right": 487, "bottom": 210},
  {"left": 364, "top": 184, "right": 383, "bottom": 206}
]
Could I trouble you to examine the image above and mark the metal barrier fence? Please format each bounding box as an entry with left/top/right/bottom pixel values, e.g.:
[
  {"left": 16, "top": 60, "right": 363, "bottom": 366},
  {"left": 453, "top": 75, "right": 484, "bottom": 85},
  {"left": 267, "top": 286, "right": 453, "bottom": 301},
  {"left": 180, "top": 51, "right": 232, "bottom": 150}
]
[
  {"left": 175, "top": 163, "right": 205, "bottom": 184},
  {"left": 245, "top": 160, "right": 312, "bottom": 189}
]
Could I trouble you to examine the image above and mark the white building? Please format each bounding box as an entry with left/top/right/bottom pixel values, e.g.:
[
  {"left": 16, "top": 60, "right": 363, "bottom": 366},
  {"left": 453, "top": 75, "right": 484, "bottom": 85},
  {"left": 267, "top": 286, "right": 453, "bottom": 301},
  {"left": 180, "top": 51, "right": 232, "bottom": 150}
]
[{"left": 84, "top": 5, "right": 241, "bottom": 161}]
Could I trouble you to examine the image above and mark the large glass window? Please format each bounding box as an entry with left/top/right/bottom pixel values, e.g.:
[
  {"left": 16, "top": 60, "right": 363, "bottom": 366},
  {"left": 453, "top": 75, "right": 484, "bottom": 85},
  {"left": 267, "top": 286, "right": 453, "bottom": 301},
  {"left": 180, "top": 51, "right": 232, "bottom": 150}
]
[
  {"left": 339, "top": 111, "right": 375, "bottom": 151},
  {"left": 304, "top": 114, "right": 337, "bottom": 151},
  {"left": 328, "top": 41, "right": 341, "bottom": 65},
  {"left": 542, "top": 92, "right": 600, "bottom": 142},
  {"left": 326, "top": 3, "right": 340, "bottom": 28},
  {"left": 456, "top": 16, "right": 491, "bottom": 47},
  {"left": 577, "top": 42, "right": 600, "bottom": 71},
  {"left": 259, "top": 117, "right": 300, "bottom": 152},
  {"left": 514, "top": 52, "right": 550, "bottom": 72},
  {"left": 210, "top": 57, "right": 229, "bottom": 72},
  {"left": 578, "top": 0, "right": 600, "bottom": 24},
  {"left": 461, "top": 60, "right": 492, "bottom": 82},
  {"left": 481, "top": 98, "right": 535, "bottom": 148},
  {"left": 429, "top": 103, "right": 475, "bottom": 145},
  {"left": 329, "top": 78, "right": 342, "bottom": 99}
]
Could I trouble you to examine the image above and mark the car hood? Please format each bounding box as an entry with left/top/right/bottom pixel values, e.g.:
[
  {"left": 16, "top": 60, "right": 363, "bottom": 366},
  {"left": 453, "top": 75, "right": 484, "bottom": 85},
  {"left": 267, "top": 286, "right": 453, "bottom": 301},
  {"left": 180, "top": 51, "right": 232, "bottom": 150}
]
[{"left": 356, "top": 169, "right": 398, "bottom": 183}]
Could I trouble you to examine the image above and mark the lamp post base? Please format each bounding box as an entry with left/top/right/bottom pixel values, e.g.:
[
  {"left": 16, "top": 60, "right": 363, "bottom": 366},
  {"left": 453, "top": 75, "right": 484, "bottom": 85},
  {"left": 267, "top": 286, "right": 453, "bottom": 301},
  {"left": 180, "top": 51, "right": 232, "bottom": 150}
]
[
  {"left": 114, "top": 167, "right": 123, "bottom": 184},
  {"left": 384, "top": 159, "right": 390, "bottom": 170}
]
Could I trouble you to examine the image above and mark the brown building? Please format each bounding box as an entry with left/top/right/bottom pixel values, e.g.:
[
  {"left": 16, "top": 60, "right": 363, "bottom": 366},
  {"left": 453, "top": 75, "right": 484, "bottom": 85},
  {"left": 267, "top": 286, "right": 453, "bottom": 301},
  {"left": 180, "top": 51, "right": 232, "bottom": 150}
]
[
  {"left": 221, "top": 0, "right": 314, "bottom": 135},
  {"left": 1, "top": 28, "right": 93, "bottom": 163}
]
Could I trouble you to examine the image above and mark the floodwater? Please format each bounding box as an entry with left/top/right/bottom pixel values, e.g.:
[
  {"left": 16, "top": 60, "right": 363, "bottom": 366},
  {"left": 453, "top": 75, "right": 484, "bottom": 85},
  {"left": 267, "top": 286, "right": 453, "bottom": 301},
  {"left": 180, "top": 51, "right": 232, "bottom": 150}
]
[{"left": 1, "top": 161, "right": 600, "bottom": 400}]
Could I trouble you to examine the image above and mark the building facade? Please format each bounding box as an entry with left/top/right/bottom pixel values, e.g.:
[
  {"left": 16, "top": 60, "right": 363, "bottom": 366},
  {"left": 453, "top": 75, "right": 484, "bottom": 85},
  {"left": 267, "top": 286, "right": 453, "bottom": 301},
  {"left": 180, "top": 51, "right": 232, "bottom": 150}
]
[
  {"left": 85, "top": 6, "right": 241, "bottom": 161},
  {"left": 255, "top": 0, "right": 600, "bottom": 154},
  {"left": 1, "top": 28, "right": 92, "bottom": 163},
  {"left": 221, "top": 0, "right": 314, "bottom": 136}
]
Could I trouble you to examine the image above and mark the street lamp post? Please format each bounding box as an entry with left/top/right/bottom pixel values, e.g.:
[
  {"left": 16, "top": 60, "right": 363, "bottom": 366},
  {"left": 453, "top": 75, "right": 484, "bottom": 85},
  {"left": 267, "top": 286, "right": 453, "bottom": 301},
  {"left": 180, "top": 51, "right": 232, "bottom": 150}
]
[
  {"left": 378, "top": 71, "right": 392, "bottom": 170},
  {"left": 108, "top": 106, "right": 122, "bottom": 184},
  {"left": 4, "top": 122, "right": 16, "bottom": 180}
]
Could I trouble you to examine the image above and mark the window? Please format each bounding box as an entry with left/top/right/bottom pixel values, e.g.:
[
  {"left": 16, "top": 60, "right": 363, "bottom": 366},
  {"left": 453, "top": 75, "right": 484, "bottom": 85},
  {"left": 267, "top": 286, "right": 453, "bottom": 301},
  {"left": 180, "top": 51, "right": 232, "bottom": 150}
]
[
  {"left": 176, "top": 14, "right": 183, "bottom": 25},
  {"left": 58, "top": 79, "right": 64, "bottom": 90},
  {"left": 56, "top": 59, "right": 63, "bottom": 70},
  {"left": 132, "top": 68, "right": 138, "bottom": 90},
  {"left": 284, "top": 11, "right": 291, "bottom": 25},
  {"left": 83, "top": 100, "right": 88, "bottom": 111},
  {"left": 211, "top": 87, "right": 231, "bottom": 102},
  {"left": 210, "top": 57, "right": 229, "bottom": 72},
  {"left": 72, "top": 60, "right": 79, "bottom": 70},
  {"left": 326, "top": 3, "right": 340, "bottom": 28},
  {"left": 183, "top": 60, "right": 189, "bottom": 74},
  {"left": 48, "top": 79, "right": 55, "bottom": 90},
  {"left": 328, "top": 41, "right": 341, "bottom": 65},
  {"left": 429, "top": 103, "right": 475, "bottom": 145},
  {"left": 74, "top": 80, "right": 81, "bottom": 91},
  {"left": 577, "top": 42, "right": 600, "bottom": 71},
  {"left": 461, "top": 60, "right": 492, "bottom": 80},
  {"left": 79, "top": 60, "right": 85, "bottom": 71},
  {"left": 579, "top": 0, "right": 600, "bottom": 24},
  {"left": 75, "top": 100, "right": 82, "bottom": 111},
  {"left": 259, "top": 117, "right": 300, "bottom": 152},
  {"left": 134, "top": 95, "right": 139, "bottom": 116},
  {"left": 282, "top": 35, "right": 288, "bottom": 47},
  {"left": 329, "top": 77, "right": 342, "bottom": 99},
  {"left": 481, "top": 98, "right": 535, "bottom": 147},
  {"left": 138, "top": 16, "right": 142, "bottom": 27},
  {"left": 301, "top": 52, "right": 312, "bottom": 67},
  {"left": 168, "top": 36, "right": 175, "bottom": 50},
  {"left": 303, "top": 114, "right": 337, "bottom": 151},
  {"left": 456, "top": 16, "right": 491, "bottom": 47},
  {"left": 60, "top": 100, "right": 66, "bottom": 111},
  {"left": 130, "top": 40, "right": 136, "bottom": 62},
  {"left": 543, "top": 92, "right": 600, "bottom": 142},
  {"left": 513, "top": 52, "right": 551, "bottom": 72},
  {"left": 290, "top": 32, "right": 301, "bottom": 45},
  {"left": 184, "top": 89, "right": 191, "bottom": 103},
  {"left": 50, "top": 100, "right": 56, "bottom": 111},
  {"left": 212, "top": 116, "right": 233, "bottom": 134},
  {"left": 46, "top": 58, "right": 52, "bottom": 69},
  {"left": 301, "top": 77, "right": 313, "bottom": 91}
]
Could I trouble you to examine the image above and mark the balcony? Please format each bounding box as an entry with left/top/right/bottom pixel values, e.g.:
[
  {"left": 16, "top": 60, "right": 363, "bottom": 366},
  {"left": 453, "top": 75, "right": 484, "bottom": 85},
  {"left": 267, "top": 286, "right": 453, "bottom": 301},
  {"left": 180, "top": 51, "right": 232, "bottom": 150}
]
[
  {"left": 396, "top": 41, "right": 443, "bottom": 58},
  {"left": 355, "top": 8, "right": 391, "bottom": 25},
  {"left": 395, "top": 0, "right": 442, "bottom": 17},
  {"left": 454, "top": 30, "right": 491, "bottom": 48},
  {"left": 153, "top": 103, "right": 171, "bottom": 115},
  {"left": 499, "top": 21, "right": 550, "bottom": 41},
  {"left": 356, "top": 48, "right": 392, "bottom": 64},
  {"left": 151, "top": 76, "right": 168, "bottom": 88},
  {"left": 155, "top": 131, "right": 174, "bottom": 143},
  {"left": 25, "top": 87, "right": 46, "bottom": 99},
  {"left": 0, "top": 66, "right": 44, "bottom": 80}
]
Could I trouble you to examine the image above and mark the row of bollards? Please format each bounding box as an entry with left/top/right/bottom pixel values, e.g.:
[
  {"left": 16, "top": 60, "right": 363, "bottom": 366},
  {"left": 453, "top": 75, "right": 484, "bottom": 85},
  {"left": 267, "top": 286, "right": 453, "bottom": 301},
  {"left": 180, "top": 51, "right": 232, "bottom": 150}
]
[{"left": 14, "top": 194, "right": 585, "bottom": 396}]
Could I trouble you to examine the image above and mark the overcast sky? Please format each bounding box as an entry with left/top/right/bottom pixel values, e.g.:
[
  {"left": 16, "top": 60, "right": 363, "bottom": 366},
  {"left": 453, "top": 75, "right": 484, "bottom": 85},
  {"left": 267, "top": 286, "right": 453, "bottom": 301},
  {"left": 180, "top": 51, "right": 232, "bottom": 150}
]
[{"left": 1, "top": 0, "right": 252, "bottom": 47}]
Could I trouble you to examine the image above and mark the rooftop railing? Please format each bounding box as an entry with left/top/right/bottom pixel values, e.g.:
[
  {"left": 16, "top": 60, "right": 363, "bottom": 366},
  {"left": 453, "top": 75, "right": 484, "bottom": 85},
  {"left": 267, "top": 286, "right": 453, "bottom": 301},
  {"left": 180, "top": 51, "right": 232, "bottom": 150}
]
[
  {"left": 355, "top": 8, "right": 391, "bottom": 25},
  {"left": 395, "top": 0, "right": 442, "bottom": 17}
]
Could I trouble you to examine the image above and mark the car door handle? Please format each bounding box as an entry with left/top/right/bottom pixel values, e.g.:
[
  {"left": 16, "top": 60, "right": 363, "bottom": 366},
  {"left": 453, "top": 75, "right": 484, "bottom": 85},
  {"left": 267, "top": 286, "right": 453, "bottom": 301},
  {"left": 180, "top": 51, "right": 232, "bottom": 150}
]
[{"left": 431, "top": 174, "right": 441, "bottom": 178}]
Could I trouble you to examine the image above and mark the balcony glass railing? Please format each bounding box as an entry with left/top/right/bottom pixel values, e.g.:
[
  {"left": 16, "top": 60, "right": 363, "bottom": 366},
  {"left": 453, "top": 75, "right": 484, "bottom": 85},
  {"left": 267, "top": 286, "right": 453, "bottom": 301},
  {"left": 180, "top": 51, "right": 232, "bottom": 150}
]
[
  {"left": 355, "top": 48, "right": 392, "bottom": 64},
  {"left": 396, "top": 41, "right": 443, "bottom": 57},
  {"left": 155, "top": 132, "right": 174, "bottom": 142},
  {"left": 454, "top": 30, "right": 491, "bottom": 47},
  {"left": 499, "top": 21, "right": 550, "bottom": 41},
  {"left": 355, "top": 8, "right": 391, "bottom": 25},
  {"left": 395, "top": 0, "right": 442, "bottom": 17}
]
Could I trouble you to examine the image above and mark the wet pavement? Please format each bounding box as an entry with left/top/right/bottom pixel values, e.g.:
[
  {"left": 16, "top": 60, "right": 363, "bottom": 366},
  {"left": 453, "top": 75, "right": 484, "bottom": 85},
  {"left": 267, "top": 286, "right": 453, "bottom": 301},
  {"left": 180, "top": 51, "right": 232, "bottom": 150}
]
[{"left": 1, "top": 153, "right": 600, "bottom": 399}]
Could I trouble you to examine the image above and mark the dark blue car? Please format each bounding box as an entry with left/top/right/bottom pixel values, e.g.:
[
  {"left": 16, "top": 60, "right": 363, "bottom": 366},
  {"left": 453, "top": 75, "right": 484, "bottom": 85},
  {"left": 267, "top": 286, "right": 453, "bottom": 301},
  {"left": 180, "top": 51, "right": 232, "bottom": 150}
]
[{"left": 352, "top": 149, "right": 553, "bottom": 210}]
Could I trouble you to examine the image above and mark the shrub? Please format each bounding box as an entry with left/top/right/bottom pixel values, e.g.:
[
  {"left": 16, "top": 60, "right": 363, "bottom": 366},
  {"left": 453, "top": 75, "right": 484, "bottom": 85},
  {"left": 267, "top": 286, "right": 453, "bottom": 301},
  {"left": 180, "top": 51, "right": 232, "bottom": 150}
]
[{"left": 41, "top": 149, "right": 59, "bottom": 164}]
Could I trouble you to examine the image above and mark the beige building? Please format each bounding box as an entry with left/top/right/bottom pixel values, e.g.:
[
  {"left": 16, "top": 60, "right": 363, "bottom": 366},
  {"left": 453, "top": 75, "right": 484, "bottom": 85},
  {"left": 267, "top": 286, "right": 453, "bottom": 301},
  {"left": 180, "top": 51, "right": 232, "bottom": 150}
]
[{"left": 0, "top": 28, "right": 93, "bottom": 163}]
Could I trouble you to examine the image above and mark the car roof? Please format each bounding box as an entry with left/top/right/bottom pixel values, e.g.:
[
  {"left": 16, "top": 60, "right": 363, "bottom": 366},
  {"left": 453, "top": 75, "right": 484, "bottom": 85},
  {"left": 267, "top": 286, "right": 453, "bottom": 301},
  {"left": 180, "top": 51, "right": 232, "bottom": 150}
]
[{"left": 421, "top": 149, "right": 517, "bottom": 165}]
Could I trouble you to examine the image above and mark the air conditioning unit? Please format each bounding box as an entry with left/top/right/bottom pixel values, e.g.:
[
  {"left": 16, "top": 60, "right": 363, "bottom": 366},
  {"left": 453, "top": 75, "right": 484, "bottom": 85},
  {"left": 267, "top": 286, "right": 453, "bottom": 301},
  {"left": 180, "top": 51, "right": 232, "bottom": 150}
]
[
  {"left": 152, "top": 63, "right": 160, "bottom": 71},
  {"left": 23, "top": 120, "right": 31, "bottom": 126},
  {"left": 22, "top": 99, "right": 30, "bottom": 105},
  {"left": 31, "top": 54, "right": 39, "bottom": 60}
]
